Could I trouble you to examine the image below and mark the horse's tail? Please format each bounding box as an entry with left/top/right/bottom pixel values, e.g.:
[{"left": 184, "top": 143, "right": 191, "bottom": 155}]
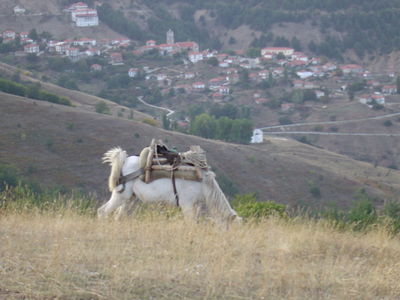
[
  {"left": 102, "top": 147, "right": 127, "bottom": 192},
  {"left": 202, "top": 171, "right": 239, "bottom": 222}
]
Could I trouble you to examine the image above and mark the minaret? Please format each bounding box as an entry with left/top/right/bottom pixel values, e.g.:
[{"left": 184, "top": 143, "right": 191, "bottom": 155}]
[{"left": 166, "top": 29, "right": 174, "bottom": 44}]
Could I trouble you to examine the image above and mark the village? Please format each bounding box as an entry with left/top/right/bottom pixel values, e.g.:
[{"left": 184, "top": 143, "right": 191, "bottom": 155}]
[{"left": 1, "top": 2, "right": 399, "bottom": 135}]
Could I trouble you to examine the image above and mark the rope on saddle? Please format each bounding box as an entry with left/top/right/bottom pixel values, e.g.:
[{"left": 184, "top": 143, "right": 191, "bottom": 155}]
[{"left": 171, "top": 156, "right": 180, "bottom": 207}]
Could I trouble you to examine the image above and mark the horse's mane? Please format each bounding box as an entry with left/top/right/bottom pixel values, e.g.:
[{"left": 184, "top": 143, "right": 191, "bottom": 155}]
[
  {"left": 202, "top": 171, "right": 237, "bottom": 221},
  {"left": 103, "top": 147, "right": 127, "bottom": 191}
]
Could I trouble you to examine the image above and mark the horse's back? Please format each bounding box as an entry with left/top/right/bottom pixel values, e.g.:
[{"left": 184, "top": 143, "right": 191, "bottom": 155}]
[{"left": 122, "top": 155, "right": 140, "bottom": 174}]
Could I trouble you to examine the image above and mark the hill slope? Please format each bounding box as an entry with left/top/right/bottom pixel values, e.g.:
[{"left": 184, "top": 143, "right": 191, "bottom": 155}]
[{"left": 1, "top": 89, "right": 400, "bottom": 209}]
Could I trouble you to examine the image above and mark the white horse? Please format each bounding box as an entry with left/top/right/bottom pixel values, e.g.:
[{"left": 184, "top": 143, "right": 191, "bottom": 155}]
[{"left": 97, "top": 147, "right": 241, "bottom": 224}]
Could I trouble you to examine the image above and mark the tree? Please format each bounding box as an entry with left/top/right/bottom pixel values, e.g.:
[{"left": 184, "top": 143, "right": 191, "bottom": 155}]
[
  {"left": 206, "top": 57, "right": 218, "bottom": 66},
  {"left": 228, "top": 36, "right": 236, "bottom": 45},
  {"left": 348, "top": 89, "right": 355, "bottom": 101},
  {"left": 190, "top": 114, "right": 216, "bottom": 139},
  {"left": 162, "top": 113, "right": 170, "bottom": 130},
  {"left": 26, "top": 53, "right": 39, "bottom": 63},
  {"left": 28, "top": 29, "right": 39, "bottom": 41},
  {"left": 95, "top": 101, "right": 110, "bottom": 114},
  {"left": 291, "top": 36, "right": 302, "bottom": 51},
  {"left": 246, "top": 48, "right": 261, "bottom": 58}
]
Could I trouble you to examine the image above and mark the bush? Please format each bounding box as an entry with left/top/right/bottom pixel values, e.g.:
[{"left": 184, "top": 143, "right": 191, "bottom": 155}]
[
  {"left": 0, "top": 77, "right": 72, "bottom": 106},
  {"left": 0, "top": 164, "right": 19, "bottom": 191},
  {"left": 232, "top": 193, "right": 286, "bottom": 220},
  {"left": 308, "top": 180, "right": 321, "bottom": 198},
  {"left": 383, "top": 201, "right": 400, "bottom": 233},
  {"left": 0, "top": 184, "right": 94, "bottom": 215},
  {"left": 347, "top": 189, "right": 377, "bottom": 231},
  {"left": 383, "top": 120, "right": 393, "bottom": 127},
  {"left": 142, "top": 118, "right": 158, "bottom": 126},
  {"left": 95, "top": 101, "right": 111, "bottom": 114}
]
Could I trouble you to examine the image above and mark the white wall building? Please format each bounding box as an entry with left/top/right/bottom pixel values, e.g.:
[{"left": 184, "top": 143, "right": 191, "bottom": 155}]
[
  {"left": 251, "top": 129, "right": 263, "bottom": 144},
  {"left": 24, "top": 44, "right": 40, "bottom": 54},
  {"left": 13, "top": 5, "right": 26, "bottom": 15},
  {"left": 75, "top": 12, "right": 99, "bottom": 27}
]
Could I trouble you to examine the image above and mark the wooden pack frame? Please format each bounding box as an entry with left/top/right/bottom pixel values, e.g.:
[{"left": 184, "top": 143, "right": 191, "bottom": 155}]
[{"left": 138, "top": 139, "right": 209, "bottom": 183}]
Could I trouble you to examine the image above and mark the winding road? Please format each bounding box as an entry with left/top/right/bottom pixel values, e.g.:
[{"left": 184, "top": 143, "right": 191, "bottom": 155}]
[
  {"left": 259, "top": 111, "right": 400, "bottom": 131},
  {"left": 259, "top": 111, "right": 400, "bottom": 137},
  {"left": 138, "top": 96, "right": 175, "bottom": 117}
]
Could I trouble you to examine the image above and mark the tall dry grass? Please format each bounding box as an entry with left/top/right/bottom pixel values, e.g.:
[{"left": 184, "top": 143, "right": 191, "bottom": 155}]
[{"left": 1, "top": 210, "right": 400, "bottom": 300}]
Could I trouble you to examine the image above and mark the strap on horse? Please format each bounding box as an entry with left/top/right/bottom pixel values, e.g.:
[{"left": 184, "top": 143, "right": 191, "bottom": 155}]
[
  {"left": 171, "top": 156, "right": 180, "bottom": 207},
  {"left": 117, "top": 168, "right": 144, "bottom": 193}
]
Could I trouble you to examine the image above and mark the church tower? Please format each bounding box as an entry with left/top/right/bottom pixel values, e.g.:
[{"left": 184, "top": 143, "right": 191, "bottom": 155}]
[{"left": 166, "top": 29, "right": 174, "bottom": 44}]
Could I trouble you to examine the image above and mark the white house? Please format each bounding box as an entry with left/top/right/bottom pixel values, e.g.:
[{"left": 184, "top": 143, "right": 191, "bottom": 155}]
[
  {"left": 91, "top": 64, "right": 102, "bottom": 71},
  {"left": 372, "top": 94, "right": 385, "bottom": 105},
  {"left": 184, "top": 72, "right": 195, "bottom": 79},
  {"left": 261, "top": 47, "right": 294, "bottom": 57},
  {"left": 292, "top": 52, "right": 308, "bottom": 62},
  {"left": 358, "top": 94, "right": 385, "bottom": 105},
  {"left": 296, "top": 70, "right": 313, "bottom": 79},
  {"left": 67, "top": 2, "right": 89, "bottom": 11},
  {"left": 258, "top": 70, "right": 270, "bottom": 80},
  {"left": 192, "top": 82, "right": 206, "bottom": 91},
  {"left": 315, "top": 90, "right": 325, "bottom": 98},
  {"left": 128, "top": 68, "right": 139, "bottom": 78},
  {"left": 219, "top": 86, "right": 230, "bottom": 95},
  {"left": 175, "top": 41, "right": 199, "bottom": 52},
  {"left": 24, "top": 44, "right": 40, "bottom": 54},
  {"left": 109, "top": 52, "right": 123, "bottom": 65},
  {"left": 75, "top": 11, "right": 99, "bottom": 27},
  {"left": 251, "top": 129, "right": 263, "bottom": 144},
  {"left": 13, "top": 5, "right": 26, "bottom": 15},
  {"left": 382, "top": 85, "right": 397, "bottom": 95},
  {"left": 65, "top": 47, "right": 79, "bottom": 57},
  {"left": 156, "top": 74, "right": 167, "bottom": 81},
  {"left": 73, "top": 38, "right": 97, "bottom": 47},
  {"left": 146, "top": 40, "right": 156, "bottom": 47},
  {"left": 55, "top": 42, "right": 69, "bottom": 54},
  {"left": 188, "top": 51, "right": 203, "bottom": 63},
  {"left": 19, "top": 32, "right": 28, "bottom": 39},
  {"left": 85, "top": 48, "right": 100, "bottom": 56},
  {"left": 158, "top": 43, "right": 175, "bottom": 55},
  {"left": 20, "top": 38, "right": 34, "bottom": 45},
  {"left": 340, "top": 64, "right": 363, "bottom": 75},
  {"left": 2, "top": 30, "right": 16, "bottom": 39}
]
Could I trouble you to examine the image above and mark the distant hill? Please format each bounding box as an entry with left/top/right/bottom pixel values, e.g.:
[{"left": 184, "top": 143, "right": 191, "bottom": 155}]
[
  {"left": 1, "top": 0, "right": 400, "bottom": 68},
  {"left": 1, "top": 86, "right": 400, "bottom": 210}
]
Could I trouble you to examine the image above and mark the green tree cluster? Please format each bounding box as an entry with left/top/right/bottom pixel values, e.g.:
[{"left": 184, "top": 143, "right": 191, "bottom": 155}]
[
  {"left": 0, "top": 77, "right": 72, "bottom": 106},
  {"left": 190, "top": 113, "right": 253, "bottom": 144},
  {"left": 232, "top": 193, "right": 286, "bottom": 221}
]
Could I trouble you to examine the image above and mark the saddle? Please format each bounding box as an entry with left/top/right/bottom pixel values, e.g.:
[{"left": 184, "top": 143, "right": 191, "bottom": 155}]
[{"left": 139, "top": 139, "right": 209, "bottom": 184}]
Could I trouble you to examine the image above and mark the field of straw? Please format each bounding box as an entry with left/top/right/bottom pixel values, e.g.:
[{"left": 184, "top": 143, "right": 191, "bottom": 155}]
[{"left": 1, "top": 210, "right": 400, "bottom": 300}]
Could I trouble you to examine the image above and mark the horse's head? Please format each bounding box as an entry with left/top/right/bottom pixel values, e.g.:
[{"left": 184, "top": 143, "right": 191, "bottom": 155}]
[{"left": 229, "top": 214, "right": 243, "bottom": 225}]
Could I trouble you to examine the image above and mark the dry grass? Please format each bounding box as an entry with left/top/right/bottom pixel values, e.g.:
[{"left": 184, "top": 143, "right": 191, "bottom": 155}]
[{"left": 1, "top": 211, "right": 400, "bottom": 300}]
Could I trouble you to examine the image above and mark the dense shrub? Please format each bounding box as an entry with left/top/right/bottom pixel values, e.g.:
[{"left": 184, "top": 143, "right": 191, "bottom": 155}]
[
  {"left": 142, "top": 118, "right": 158, "bottom": 126},
  {"left": 232, "top": 193, "right": 286, "bottom": 220},
  {"left": 0, "top": 184, "right": 94, "bottom": 214},
  {"left": 95, "top": 101, "right": 111, "bottom": 114},
  {"left": 0, "top": 77, "right": 72, "bottom": 106}
]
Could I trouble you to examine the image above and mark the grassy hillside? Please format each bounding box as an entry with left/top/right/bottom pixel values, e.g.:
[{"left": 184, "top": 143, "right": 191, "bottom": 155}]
[
  {"left": 1, "top": 87, "right": 400, "bottom": 209},
  {"left": 1, "top": 211, "right": 399, "bottom": 299},
  {"left": 0, "top": 62, "right": 153, "bottom": 121}
]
